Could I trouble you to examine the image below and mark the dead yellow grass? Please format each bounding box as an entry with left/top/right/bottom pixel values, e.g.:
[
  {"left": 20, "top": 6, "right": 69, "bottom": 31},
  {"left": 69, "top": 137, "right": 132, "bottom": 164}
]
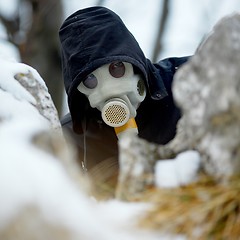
[
  {"left": 88, "top": 159, "right": 240, "bottom": 239},
  {"left": 139, "top": 175, "right": 240, "bottom": 239}
]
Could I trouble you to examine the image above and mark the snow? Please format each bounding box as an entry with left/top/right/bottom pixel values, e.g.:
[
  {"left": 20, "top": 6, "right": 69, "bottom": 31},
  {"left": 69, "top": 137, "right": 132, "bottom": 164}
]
[
  {"left": 0, "top": 59, "right": 48, "bottom": 105},
  {"left": 0, "top": 0, "right": 18, "bottom": 20},
  {"left": 155, "top": 150, "right": 201, "bottom": 188},
  {"left": 0, "top": 40, "right": 21, "bottom": 61},
  {"left": 0, "top": 23, "right": 20, "bottom": 61}
]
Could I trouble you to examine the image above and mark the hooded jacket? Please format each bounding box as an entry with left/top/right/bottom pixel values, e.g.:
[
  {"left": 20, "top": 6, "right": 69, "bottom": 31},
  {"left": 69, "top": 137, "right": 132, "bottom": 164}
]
[{"left": 59, "top": 6, "right": 189, "bottom": 168}]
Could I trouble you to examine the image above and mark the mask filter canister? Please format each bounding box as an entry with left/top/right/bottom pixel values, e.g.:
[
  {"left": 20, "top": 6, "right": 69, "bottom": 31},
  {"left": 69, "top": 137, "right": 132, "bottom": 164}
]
[
  {"left": 101, "top": 98, "right": 130, "bottom": 127},
  {"left": 101, "top": 98, "right": 138, "bottom": 138}
]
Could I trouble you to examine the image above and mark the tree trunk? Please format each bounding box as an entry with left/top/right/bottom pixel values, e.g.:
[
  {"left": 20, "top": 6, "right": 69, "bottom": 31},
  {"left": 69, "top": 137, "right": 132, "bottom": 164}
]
[
  {"left": 152, "top": 0, "right": 169, "bottom": 62},
  {"left": 19, "top": 0, "right": 64, "bottom": 116}
]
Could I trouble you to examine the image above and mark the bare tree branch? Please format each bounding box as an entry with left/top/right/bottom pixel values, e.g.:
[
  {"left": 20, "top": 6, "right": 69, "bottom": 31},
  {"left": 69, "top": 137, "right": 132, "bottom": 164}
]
[
  {"left": 152, "top": 0, "right": 169, "bottom": 62},
  {"left": 96, "top": 0, "right": 106, "bottom": 6},
  {"left": 19, "top": 0, "right": 64, "bottom": 116}
]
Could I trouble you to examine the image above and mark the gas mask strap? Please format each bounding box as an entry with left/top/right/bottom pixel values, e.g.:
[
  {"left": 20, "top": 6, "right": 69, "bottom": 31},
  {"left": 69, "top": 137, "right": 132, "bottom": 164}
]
[{"left": 114, "top": 118, "right": 138, "bottom": 138}]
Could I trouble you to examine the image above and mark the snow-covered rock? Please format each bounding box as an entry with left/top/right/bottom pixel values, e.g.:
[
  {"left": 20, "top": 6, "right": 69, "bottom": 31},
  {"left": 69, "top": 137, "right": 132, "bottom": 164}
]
[
  {"left": 116, "top": 132, "right": 157, "bottom": 200},
  {"left": 173, "top": 13, "right": 240, "bottom": 181},
  {"left": 0, "top": 59, "right": 60, "bottom": 129}
]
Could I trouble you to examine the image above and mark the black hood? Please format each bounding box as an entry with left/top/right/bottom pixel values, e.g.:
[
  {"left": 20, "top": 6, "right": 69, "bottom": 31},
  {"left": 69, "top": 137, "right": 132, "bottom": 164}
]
[{"left": 59, "top": 6, "right": 167, "bottom": 133}]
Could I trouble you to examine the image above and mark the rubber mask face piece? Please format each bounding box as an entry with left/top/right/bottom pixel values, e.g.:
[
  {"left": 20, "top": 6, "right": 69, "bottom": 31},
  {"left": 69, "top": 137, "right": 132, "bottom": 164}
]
[{"left": 77, "top": 62, "right": 146, "bottom": 127}]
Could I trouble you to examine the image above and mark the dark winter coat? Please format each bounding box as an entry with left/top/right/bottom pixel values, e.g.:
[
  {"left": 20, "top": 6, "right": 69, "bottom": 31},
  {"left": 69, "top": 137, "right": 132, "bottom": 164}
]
[{"left": 59, "top": 6, "right": 189, "bottom": 169}]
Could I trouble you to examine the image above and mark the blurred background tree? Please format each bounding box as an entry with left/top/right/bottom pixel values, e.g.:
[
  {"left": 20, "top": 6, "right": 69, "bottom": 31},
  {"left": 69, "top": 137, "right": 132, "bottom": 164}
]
[
  {"left": 152, "top": 0, "right": 169, "bottom": 62},
  {"left": 0, "top": 0, "right": 64, "bottom": 116},
  {"left": 20, "top": 0, "right": 64, "bottom": 116}
]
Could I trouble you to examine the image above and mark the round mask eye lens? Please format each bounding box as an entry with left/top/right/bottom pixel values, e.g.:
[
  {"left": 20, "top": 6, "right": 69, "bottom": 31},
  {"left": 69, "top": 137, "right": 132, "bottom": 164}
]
[
  {"left": 83, "top": 74, "right": 98, "bottom": 89},
  {"left": 109, "top": 62, "right": 125, "bottom": 78}
]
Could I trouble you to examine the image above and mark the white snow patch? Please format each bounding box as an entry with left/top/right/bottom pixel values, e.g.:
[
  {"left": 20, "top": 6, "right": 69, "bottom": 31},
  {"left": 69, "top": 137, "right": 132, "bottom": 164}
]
[
  {"left": 155, "top": 150, "right": 201, "bottom": 188},
  {"left": 0, "top": 0, "right": 19, "bottom": 20},
  {"left": 0, "top": 40, "right": 21, "bottom": 62},
  {"left": 0, "top": 59, "right": 48, "bottom": 105}
]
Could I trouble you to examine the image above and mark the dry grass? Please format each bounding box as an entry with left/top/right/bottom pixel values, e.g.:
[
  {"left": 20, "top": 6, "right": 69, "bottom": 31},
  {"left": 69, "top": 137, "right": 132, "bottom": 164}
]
[
  {"left": 88, "top": 159, "right": 240, "bottom": 239},
  {"left": 139, "top": 175, "right": 240, "bottom": 239},
  {"left": 88, "top": 157, "right": 119, "bottom": 200}
]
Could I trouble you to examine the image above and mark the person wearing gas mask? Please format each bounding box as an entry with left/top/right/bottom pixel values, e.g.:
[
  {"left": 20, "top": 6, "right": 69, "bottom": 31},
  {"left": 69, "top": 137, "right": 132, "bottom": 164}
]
[{"left": 59, "top": 6, "right": 189, "bottom": 171}]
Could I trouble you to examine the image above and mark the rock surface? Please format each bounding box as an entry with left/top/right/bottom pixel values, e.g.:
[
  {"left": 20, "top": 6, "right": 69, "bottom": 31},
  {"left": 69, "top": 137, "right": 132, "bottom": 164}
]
[
  {"left": 116, "top": 132, "right": 158, "bottom": 199},
  {"left": 14, "top": 70, "right": 61, "bottom": 130},
  {"left": 173, "top": 13, "right": 240, "bottom": 180}
]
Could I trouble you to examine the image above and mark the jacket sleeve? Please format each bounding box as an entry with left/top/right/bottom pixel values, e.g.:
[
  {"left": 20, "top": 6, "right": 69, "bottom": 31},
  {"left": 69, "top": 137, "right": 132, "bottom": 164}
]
[
  {"left": 155, "top": 56, "right": 190, "bottom": 94},
  {"left": 145, "top": 56, "right": 190, "bottom": 100},
  {"left": 136, "top": 56, "right": 190, "bottom": 144},
  {"left": 157, "top": 56, "right": 190, "bottom": 70}
]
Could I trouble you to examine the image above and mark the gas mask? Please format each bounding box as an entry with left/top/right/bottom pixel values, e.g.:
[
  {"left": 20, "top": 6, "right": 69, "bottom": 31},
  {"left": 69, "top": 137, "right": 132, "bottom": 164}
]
[{"left": 77, "top": 62, "right": 146, "bottom": 137}]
